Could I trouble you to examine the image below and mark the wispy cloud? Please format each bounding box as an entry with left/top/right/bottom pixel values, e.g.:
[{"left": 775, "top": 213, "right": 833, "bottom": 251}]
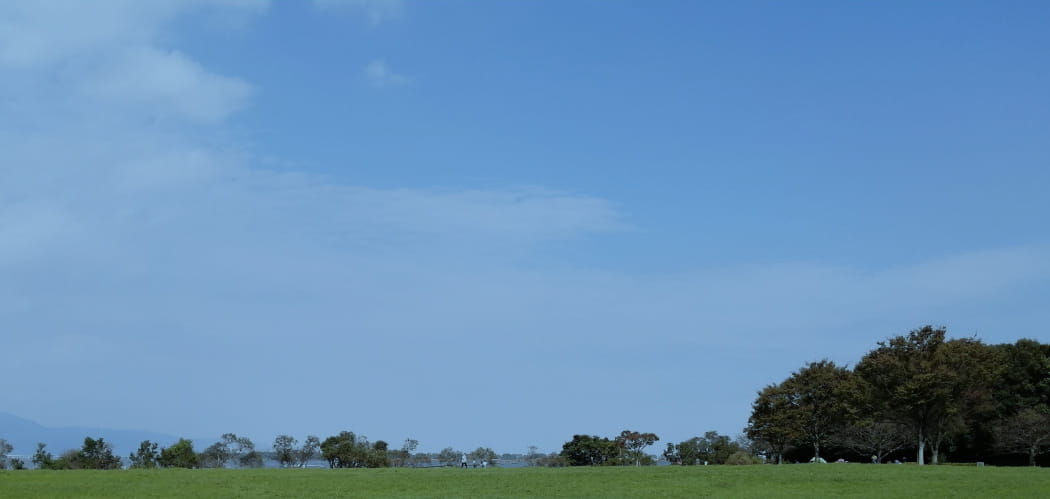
[
  {"left": 313, "top": 0, "right": 402, "bottom": 25},
  {"left": 363, "top": 59, "right": 409, "bottom": 88}
]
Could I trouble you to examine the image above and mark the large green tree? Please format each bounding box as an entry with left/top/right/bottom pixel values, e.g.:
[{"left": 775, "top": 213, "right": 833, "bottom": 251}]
[
  {"left": 273, "top": 435, "right": 298, "bottom": 468},
  {"left": 297, "top": 435, "right": 321, "bottom": 467},
  {"left": 158, "top": 438, "right": 199, "bottom": 468},
  {"left": 320, "top": 431, "right": 389, "bottom": 468},
  {"left": 129, "top": 440, "right": 160, "bottom": 469},
  {"left": 855, "top": 326, "right": 999, "bottom": 465},
  {"left": 747, "top": 383, "right": 799, "bottom": 464},
  {"left": 786, "top": 360, "right": 857, "bottom": 461},
  {"left": 747, "top": 360, "right": 855, "bottom": 462},
  {"left": 560, "top": 435, "right": 619, "bottom": 466},
  {"left": 995, "top": 339, "right": 1050, "bottom": 416},
  {"left": 75, "top": 437, "right": 121, "bottom": 470},
  {"left": 615, "top": 430, "right": 659, "bottom": 466}
]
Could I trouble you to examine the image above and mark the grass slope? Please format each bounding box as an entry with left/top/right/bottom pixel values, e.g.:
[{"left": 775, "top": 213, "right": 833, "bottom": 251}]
[{"left": 1, "top": 465, "right": 1047, "bottom": 499}]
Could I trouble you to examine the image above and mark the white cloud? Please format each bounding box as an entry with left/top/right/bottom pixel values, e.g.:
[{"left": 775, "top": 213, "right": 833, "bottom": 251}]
[
  {"left": 314, "top": 0, "right": 402, "bottom": 25},
  {"left": 0, "top": 1, "right": 267, "bottom": 68},
  {"left": 364, "top": 59, "right": 409, "bottom": 88},
  {"left": 80, "top": 47, "right": 254, "bottom": 124}
]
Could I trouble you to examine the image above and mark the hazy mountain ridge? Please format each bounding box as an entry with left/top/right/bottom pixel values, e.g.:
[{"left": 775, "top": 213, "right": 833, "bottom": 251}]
[{"left": 0, "top": 412, "right": 185, "bottom": 457}]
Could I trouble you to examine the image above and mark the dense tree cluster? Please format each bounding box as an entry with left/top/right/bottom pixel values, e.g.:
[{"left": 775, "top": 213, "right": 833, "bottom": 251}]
[
  {"left": 662, "top": 431, "right": 756, "bottom": 465},
  {"left": 746, "top": 326, "right": 1050, "bottom": 466},
  {"left": 319, "top": 431, "right": 391, "bottom": 468},
  {"left": 559, "top": 430, "right": 660, "bottom": 466},
  {"left": 31, "top": 437, "right": 121, "bottom": 470}
]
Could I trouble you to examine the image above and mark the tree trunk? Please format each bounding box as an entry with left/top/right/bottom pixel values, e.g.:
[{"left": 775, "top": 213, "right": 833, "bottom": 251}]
[
  {"left": 1030, "top": 445, "right": 1038, "bottom": 467},
  {"left": 917, "top": 431, "right": 925, "bottom": 466},
  {"left": 930, "top": 431, "right": 943, "bottom": 465},
  {"left": 813, "top": 442, "right": 820, "bottom": 463}
]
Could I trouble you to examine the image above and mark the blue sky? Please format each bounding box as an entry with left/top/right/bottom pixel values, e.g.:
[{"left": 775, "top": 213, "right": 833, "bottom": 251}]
[{"left": 1, "top": 0, "right": 1048, "bottom": 454}]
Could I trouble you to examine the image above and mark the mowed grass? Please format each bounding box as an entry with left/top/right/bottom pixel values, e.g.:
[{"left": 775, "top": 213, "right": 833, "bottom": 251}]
[{"left": 1, "top": 464, "right": 1047, "bottom": 499}]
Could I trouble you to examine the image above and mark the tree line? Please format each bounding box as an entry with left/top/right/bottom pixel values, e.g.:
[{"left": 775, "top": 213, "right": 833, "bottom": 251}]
[
  {"left": 0, "top": 432, "right": 503, "bottom": 470},
  {"left": 745, "top": 326, "right": 1050, "bottom": 466},
  {"left": 3, "top": 325, "right": 1046, "bottom": 470}
]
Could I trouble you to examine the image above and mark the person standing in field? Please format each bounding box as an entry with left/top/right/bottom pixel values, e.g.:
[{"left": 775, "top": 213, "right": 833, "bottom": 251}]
[{"left": 461, "top": 453, "right": 468, "bottom": 468}]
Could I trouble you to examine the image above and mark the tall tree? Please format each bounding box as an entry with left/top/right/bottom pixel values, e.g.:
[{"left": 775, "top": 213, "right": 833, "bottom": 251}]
[
  {"left": 855, "top": 326, "right": 998, "bottom": 465},
  {"left": 746, "top": 361, "right": 855, "bottom": 463},
  {"left": 560, "top": 435, "right": 618, "bottom": 466},
  {"left": 129, "top": 440, "right": 160, "bottom": 469},
  {"left": 76, "top": 437, "right": 121, "bottom": 470},
  {"left": 32, "top": 443, "right": 54, "bottom": 469},
  {"left": 273, "top": 435, "right": 298, "bottom": 468},
  {"left": 201, "top": 433, "right": 258, "bottom": 468},
  {"left": 785, "top": 360, "right": 857, "bottom": 461},
  {"left": 615, "top": 430, "right": 659, "bottom": 466},
  {"left": 747, "top": 383, "right": 799, "bottom": 464},
  {"left": 297, "top": 436, "right": 321, "bottom": 467}
]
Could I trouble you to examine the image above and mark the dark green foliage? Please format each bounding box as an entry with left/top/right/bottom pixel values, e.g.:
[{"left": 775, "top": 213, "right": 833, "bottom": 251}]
[
  {"left": 747, "top": 384, "right": 798, "bottom": 464},
  {"left": 615, "top": 430, "right": 659, "bottom": 466},
  {"left": 748, "top": 325, "right": 1048, "bottom": 466},
  {"left": 994, "top": 407, "right": 1050, "bottom": 466},
  {"left": 855, "top": 326, "right": 1001, "bottom": 465},
  {"left": 273, "top": 435, "right": 297, "bottom": 468},
  {"left": 995, "top": 339, "right": 1050, "bottom": 415},
  {"left": 199, "top": 433, "right": 258, "bottom": 469},
  {"left": 273, "top": 434, "right": 321, "bottom": 467},
  {"left": 298, "top": 436, "right": 321, "bottom": 467},
  {"left": 75, "top": 437, "right": 121, "bottom": 469},
  {"left": 129, "top": 440, "right": 160, "bottom": 469},
  {"left": 31, "top": 443, "right": 57, "bottom": 470},
  {"left": 560, "top": 435, "right": 619, "bottom": 466},
  {"left": 746, "top": 361, "right": 857, "bottom": 462},
  {"left": 158, "top": 438, "right": 199, "bottom": 469},
  {"left": 320, "top": 431, "right": 390, "bottom": 468}
]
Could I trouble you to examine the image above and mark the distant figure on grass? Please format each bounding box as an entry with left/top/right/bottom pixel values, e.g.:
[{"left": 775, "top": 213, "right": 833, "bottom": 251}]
[
  {"left": 473, "top": 459, "right": 478, "bottom": 469},
  {"left": 461, "top": 453, "right": 468, "bottom": 468}
]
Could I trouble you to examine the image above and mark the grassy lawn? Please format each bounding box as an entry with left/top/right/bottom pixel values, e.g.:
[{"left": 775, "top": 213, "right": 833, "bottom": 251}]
[{"left": 1, "top": 464, "right": 1047, "bottom": 499}]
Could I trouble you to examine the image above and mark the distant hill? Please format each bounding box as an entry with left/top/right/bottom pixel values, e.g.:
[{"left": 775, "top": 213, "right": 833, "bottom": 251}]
[{"left": 0, "top": 412, "right": 184, "bottom": 457}]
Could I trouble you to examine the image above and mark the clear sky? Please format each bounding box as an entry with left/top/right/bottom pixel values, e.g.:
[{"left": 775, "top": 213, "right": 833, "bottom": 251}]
[{"left": 2, "top": 0, "right": 1048, "bottom": 454}]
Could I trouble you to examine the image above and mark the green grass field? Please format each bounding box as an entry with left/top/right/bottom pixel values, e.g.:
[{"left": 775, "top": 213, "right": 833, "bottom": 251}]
[{"left": 1, "top": 465, "right": 1047, "bottom": 499}]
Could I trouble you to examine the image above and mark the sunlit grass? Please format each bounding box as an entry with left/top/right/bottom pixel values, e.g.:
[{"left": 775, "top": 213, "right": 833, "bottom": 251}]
[{"left": 1, "top": 464, "right": 1047, "bottom": 499}]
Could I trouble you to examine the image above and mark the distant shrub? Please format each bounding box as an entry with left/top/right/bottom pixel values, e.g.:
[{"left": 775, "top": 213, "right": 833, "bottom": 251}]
[
  {"left": 726, "top": 451, "right": 759, "bottom": 465},
  {"left": 10, "top": 458, "right": 25, "bottom": 470}
]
